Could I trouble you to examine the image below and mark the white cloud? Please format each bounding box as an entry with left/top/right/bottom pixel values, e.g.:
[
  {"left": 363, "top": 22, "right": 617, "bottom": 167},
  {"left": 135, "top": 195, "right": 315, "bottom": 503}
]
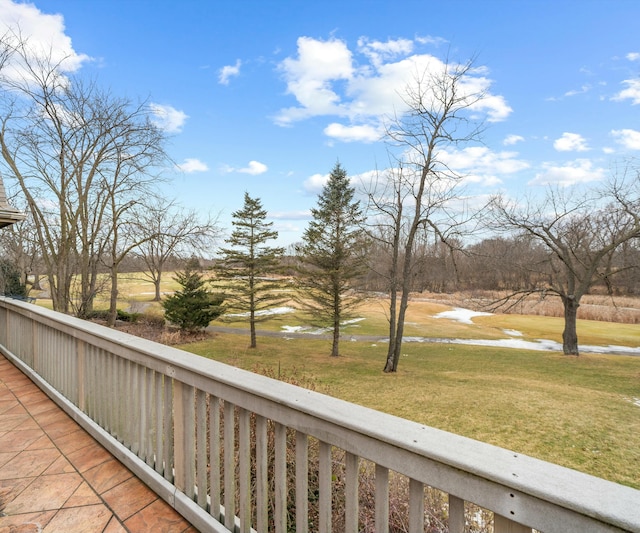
[
  {"left": 529, "top": 159, "right": 605, "bottom": 186},
  {"left": 0, "top": 0, "right": 91, "bottom": 80},
  {"left": 438, "top": 146, "right": 529, "bottom": 186},
  {"left": 503, "top": 134, "right": 524, "bottom": 146},
  {"left": 176, "top": 158, "right": 208, "bottom": 173},
  {"left": 222, "top": 160, "right": 268, "bottom": 175},
  {"left": 323, "top": 122, "right": 381, "bottom": 143},
  {"left": 149, "top": 103, "right": 188, "bottom": 133},
  {"left": 613, "top": 78, "right": 640, "bottom": 104},
  {"left": 218, "top": 59, "right": 241, "bottom": 85},
  {"left": 270, "top": 210, "right": 310, "bottom": 220},
  {"left": 611, "top": 128, "right": 640, "bottom": 150},
  {"left": 357, "top": 37, "right": 414, "bottom": 67},
  {"left": 303, "top": 173, "right": 328, "bottom": 194},
  {"left": 553, "top": 132, "right": 589, "bottom": 152},
  {"left": 275, "top": 36, "right": 511, "bottom": 134},
  {"left": 626, "top": 52, "right": 640, "bottom": 61},
  {"left": 564, "top": 84, "right": 591, "bottom": 97},
  {"left": 276, "top": 36, "right": 353, "bottom": 124}
]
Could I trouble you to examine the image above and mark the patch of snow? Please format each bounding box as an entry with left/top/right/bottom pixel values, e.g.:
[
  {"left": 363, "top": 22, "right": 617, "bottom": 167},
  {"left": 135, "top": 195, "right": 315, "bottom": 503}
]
[
  {"left": 388, "top": 336, "right": 640, "bottom": 356},
  {"left": 281, "top": 324, "right": 330, "bottom": 335},
  {"left": 226, "top": 306, "right": 295, "bottom": 318},
  {"left": 503, "top": 329, "right": 523, "bottom": 337},
  {"left": 342, "top": 318, "right": 365, "bottom": 325},
  {"left": 434, "top": 307, "right": 492, "bottom": 324}
]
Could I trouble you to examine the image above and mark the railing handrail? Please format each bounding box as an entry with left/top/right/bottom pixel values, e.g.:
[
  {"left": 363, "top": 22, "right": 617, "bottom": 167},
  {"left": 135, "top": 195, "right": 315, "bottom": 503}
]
[{"left": 1, "top": 296, "right": 638, "bottom": 533}]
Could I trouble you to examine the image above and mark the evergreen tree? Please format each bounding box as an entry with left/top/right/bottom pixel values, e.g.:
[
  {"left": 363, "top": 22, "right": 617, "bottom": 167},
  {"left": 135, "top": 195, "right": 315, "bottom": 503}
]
[
  {"left": 0, "top": 260, "right": 27, "bottom": 299},
  {"left": 163, "top": 258, "right": 224, "bottom": 332},
  {"left": 215, "top": 193, "right": 286, "bottom": 348},
  {"left": 295, "top": 162, "right": 367, "bottom": 356}
]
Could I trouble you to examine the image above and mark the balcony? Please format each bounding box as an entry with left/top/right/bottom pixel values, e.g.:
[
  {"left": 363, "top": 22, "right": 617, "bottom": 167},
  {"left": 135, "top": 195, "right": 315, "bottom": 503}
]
[{"left": 0, "top": 296, "right": 638, "bottom": 533}]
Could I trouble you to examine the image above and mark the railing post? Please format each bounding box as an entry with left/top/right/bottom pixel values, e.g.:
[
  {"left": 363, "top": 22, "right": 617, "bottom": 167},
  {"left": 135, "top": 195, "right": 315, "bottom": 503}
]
[
  {"left": 77, "top": 339, "right": 85, "bottom": 412},
  {"left": 174, "top": 380, "right": 195, "bottom": 496},
  {"left": 494, "top": 514, "right": 532, "bottom": 533},
  {"left": 448, "top": 495, "right": 465, "bottom": 533}
]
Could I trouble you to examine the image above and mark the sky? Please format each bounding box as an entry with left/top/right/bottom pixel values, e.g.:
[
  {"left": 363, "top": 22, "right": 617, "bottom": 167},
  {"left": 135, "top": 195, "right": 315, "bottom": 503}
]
[{"left": 1, "top": 0, "right": 639, "bottom": 248}]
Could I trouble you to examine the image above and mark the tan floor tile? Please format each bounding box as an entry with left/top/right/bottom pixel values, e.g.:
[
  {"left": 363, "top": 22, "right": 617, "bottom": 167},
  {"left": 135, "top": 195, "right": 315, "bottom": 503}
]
[
  {"left": 25, "top": 433, "right": 55, "bottom": 451},
  {"left": 0, "top": 429, "right": 44, "bottom": 453},
  {"left": 66, "top": 443, "right": 112, "bottom": 473},
  {"left": 42, "top": 420, "right": 82, "bottom": 442},
  {"left": 9, "top": 384, "right": 41, "bottom": 400},
  {"left": 124, "top": 498, "right": 191, "bottom": 533},
  {"left": 42, "top": 503, "right": 112, "bottom": 533},
  {"left": 52, "top": 428, "right": 97, "bottom": 455},
  {"left": 0, "top": 414, "right": 31, "bottom": 432},
  {"left": 0, "top": 386, "right": 13, "bottom": 397},
  {"left": 3, "top": 473, "right": 82, "bottom": 515},
  {"left": 0, "top": 509, "right": 56, "bottom": 532},
  {"left": 0, "top": 451, "right": 18, "bottom": 469},
  {"left": 83, "top": 459, "right": 133, "bottom": 495},
  {"left": 0, "top": 402, "right": 25, "bottom": 416},
  {"left": 26, "top": 406, "right": 62, "bottom": 424},
  {"left": 103, "top": 515, "right": 128, "bottom": 533},
  {"left": 63, "top": 481, "right": 101, "bottom": 508},
  {"left": 43, "top": 455, "right": 76, "bottom": 475},
  {"left": 0, "top": 448, "right": 60, "bottom": 480},
  {"left": 14, "top": 418, "right": 41, "bottom": 432},
  {"left": 102, "top": 476, "right": 157, "bottom": 522},
  {"left": 23, "top": 398, "right": 58, "bottom": 417},
  {"left": 0, "top": 477, "right": 33, "bottom": 509}
]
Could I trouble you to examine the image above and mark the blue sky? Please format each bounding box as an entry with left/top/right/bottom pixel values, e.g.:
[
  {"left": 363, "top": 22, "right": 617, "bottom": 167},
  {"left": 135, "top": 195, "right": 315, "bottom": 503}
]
[{"left": 2, "top": 0, "right": 640, "bottom": 247}]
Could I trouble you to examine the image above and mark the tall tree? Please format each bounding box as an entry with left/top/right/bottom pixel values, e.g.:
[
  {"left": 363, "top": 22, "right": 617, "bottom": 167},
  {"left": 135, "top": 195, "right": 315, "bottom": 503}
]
[
  {"left": 215, "top": 192, "right": 286, "bottom": 348},
  {"left": 490, "top": 172, "right": 640, "bottom": 355},
  {"left": 367, "top": 57, "right": 490, "bottom": 373},
  {"left": 296, "top": 163, "right": 366, "bottom": 357},
  {"left": 132, "top": 199, "right": 219, "bottom": 301},
  {"left": 0, "top": 36, "right": 169, "bottom": 316}
]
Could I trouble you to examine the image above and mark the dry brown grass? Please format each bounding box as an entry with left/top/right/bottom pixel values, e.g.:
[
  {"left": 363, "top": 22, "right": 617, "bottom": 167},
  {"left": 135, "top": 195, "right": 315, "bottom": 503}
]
[{"left": 413, "top": 290, "right": 640, "bottom": 324}]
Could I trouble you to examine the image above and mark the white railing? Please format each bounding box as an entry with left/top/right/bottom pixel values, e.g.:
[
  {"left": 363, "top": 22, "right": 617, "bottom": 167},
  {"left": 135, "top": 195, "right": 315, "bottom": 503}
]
[{"left": 0, "top": 297, "right": 638, "bottom": 533}]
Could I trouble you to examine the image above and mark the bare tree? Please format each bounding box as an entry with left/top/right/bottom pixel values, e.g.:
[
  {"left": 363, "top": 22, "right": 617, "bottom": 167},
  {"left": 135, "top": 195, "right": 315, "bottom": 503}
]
[
  {"left": 490, "top": 170, "right": 640, "bottom": 355},
  {"left": 366, "top": 58, "right": 488, "bottom": 373},
  {"left": 132, "top": 199, "right": 220, "bottom": 301},
  {"left": 0, "top": 37, "right": 170, "bottom": 316}
]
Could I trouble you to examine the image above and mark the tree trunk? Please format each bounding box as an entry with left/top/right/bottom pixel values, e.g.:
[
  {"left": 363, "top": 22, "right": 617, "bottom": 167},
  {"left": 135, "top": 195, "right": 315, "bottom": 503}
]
[
  {"left": 154, "top": 276, "right": 162, "bottom": 301},
  {"left": 107, "top": 263, "right": 119, "bottom": 327},
  {"left": 331, "top": 318, "right": 340, "bottom": 357},
  {"left": 249, "top": 310, "right": 257, "bottom": 349},
  {"left": 561, "top": 295, "right": 580, "bottom": 355}
]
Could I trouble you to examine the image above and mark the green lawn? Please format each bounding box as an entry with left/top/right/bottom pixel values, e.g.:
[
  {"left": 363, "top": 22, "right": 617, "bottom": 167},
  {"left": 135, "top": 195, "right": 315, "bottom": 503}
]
[{"left": 179, "top": 316, "right": 640, "bottom": 490}]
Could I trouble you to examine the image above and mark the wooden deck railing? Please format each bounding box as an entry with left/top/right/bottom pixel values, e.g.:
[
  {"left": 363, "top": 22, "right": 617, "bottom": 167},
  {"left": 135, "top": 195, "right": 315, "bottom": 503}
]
[{"left": 0, "top": 297, "right": 638, "bottom": 533}]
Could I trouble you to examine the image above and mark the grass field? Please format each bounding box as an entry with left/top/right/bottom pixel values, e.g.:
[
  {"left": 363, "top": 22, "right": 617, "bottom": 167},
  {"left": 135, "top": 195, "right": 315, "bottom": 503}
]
[{"left": 32, "top": 272, "right": 640, "bottom": 489}]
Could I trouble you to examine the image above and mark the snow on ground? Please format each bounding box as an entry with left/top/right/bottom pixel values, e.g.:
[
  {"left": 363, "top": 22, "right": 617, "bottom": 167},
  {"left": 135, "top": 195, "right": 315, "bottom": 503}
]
[
  {"left": 503, "top": 329, "right": 523, "bottom": 337},
  {"left": 341, "top": 318, "right": 365, "bottom": 325},
  {"left": 281, "top": 325, "right": 329, "bottom": 335},
  {"left": 398, "top": 336, "right": 640, "bottom": 355},
  {"left": 273, "top": 306, "right": 639, "bottom": 356},
  {"left": 434, "top": 307, "right": 492, "bottom": 324},
  {"left": 226, "top": 306, "right": 295, "bottom": 318}
]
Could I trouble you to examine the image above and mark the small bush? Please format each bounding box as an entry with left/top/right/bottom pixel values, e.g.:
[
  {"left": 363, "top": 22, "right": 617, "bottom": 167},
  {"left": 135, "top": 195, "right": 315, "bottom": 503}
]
[{"left": 116, "top": 309, "right": 139, "bottom": 323}]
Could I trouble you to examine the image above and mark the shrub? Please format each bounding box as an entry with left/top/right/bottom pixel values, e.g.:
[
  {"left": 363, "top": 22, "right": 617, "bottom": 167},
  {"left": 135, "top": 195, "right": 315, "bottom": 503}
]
[{"left": 163, "top": 258, "right": 224, "bottom": 332}]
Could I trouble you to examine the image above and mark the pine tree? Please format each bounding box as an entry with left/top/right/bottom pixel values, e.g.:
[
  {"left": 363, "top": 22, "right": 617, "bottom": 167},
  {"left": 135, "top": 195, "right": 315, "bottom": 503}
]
[
  {"left": 215, "top": 193, "right": 286, "bottom": 348},
  {"left": 163, "top": 258, "right": 224, "bottom": 332},
  {"left": 295, "top": 162, "right": 367, "bottom": 356}
]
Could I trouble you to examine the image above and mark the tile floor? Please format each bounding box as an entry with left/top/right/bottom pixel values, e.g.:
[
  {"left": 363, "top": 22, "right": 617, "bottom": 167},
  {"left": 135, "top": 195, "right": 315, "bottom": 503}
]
[{"left": 0, "top": 353, "right": 198, "bottom": 533}]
